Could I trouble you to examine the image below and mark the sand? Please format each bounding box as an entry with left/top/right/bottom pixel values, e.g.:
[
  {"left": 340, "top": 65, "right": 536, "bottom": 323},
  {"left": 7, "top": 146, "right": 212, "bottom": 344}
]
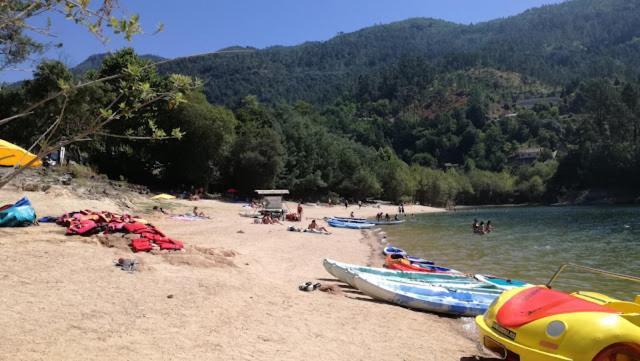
[{"left": 0, "top": 188, "right": 492, "bottom": 361}]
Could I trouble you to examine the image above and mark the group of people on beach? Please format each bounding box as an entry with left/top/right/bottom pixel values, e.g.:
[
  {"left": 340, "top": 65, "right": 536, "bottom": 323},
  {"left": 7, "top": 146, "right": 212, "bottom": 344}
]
[
  {"left": 152, "top": 205, "right": 209, "bottom": 219},
  {"left": 472, "top": 218, "right": 493, "bottom": 234},
  {"left": 261, "top": 213, "right": 282, "bottom": 225}
]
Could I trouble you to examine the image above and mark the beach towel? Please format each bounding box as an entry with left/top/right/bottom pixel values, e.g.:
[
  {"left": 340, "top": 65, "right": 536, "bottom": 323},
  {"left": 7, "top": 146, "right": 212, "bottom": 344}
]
[
  {"left": 170, "top": 215, "right": 208, "bottom": 221},
  {"left": 0, "top": 197, "right": 37, "bottom": 227}
]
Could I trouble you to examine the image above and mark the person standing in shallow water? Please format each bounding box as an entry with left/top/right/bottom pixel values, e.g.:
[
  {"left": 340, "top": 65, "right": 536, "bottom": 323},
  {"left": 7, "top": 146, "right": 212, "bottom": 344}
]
[{"left": 485, "top": 220, "right": 493, "bottom": 233}]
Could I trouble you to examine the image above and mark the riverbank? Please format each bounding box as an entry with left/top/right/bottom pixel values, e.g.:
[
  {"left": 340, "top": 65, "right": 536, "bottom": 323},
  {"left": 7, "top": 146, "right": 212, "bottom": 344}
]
[{"left": 0, "top": 185, "right": 494, "bottom": 360}]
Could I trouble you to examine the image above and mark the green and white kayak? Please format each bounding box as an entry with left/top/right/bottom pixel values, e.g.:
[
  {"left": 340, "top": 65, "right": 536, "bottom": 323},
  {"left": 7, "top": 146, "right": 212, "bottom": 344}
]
[
  {"left": 352, "top": 272, "right": 500, "bottom": 316},
  {"left": 323, "top": 259, "right": 492, "bottom": 289}
]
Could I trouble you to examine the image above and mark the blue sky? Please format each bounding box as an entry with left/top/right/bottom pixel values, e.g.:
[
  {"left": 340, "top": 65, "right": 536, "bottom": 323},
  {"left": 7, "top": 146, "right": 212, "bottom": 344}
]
[{"left": 2, "top": 0, "right": 565, "bottom": 82}]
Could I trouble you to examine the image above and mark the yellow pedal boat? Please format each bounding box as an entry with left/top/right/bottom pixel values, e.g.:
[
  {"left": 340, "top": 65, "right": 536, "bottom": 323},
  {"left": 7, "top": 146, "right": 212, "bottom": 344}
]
[{"left": 476, "top": 264, "right": 640, "bottom": 361}]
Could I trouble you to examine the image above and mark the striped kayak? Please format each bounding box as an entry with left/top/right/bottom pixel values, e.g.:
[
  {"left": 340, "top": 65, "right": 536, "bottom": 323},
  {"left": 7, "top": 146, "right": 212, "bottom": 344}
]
[
  {"left": 323, "top": 259, "right": 472, "bottom": 288},
  {"left": 327, "top": 219, "right": 375, "bottom": 229},
  {"left": 382, "top": 246, "right": 407, "bottom": 257},
  {"left": 352, "top": 272, "right": 499, "bottom": 316},
  {"left": 381, "top": 247, "right": 434, "bottom": 265},
  {"left": 474, "top": 274, "right": 530, "bottom": 290}
]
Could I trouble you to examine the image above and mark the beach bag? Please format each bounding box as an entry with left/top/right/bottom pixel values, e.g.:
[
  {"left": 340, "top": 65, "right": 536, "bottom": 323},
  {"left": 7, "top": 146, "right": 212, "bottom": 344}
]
[{"left": 0, "top": 197, "right": 37, "bottom": 227}]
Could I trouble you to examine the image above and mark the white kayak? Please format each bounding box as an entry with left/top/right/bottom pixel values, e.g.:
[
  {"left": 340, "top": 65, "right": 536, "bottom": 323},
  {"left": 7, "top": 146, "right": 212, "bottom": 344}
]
[{"left": 352, "top": 272, "right": 499, "bottom": 317}]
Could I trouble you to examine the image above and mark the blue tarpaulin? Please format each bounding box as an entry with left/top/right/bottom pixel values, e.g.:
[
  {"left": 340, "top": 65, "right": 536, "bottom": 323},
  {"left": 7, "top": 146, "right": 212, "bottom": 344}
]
[{"left": 0, "top": 196, "right": 36, "bottom": 227}]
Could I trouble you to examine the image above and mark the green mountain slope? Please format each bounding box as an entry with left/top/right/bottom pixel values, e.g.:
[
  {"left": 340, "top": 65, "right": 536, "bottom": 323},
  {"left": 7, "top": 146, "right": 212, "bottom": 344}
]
[
  {"left": 72, "top": 53, "right": 165, "bottom": 75},
  {"left": 154, "top": 0, "right": 640, "bottom": 106}
]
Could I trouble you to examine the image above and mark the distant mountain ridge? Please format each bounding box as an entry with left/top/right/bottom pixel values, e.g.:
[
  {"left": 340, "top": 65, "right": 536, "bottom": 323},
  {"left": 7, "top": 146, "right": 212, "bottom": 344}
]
[
  {"left": 75, "top": 0, "right": 640, "bottom": 106},
  {"left": 72, "top": 53, "right": 166, "bottom": 75}
]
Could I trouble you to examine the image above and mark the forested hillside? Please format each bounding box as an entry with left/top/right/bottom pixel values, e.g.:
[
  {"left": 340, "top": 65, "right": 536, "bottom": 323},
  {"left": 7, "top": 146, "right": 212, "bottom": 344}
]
[
  {"left": 72, "top": 53, "right": 165, "bottom": 75},
  {"left": 3, "top": 0, "right": 640, "bottom": 205},
  {"left": 158, "top": 0, "right": 640, "bottom": 106}
]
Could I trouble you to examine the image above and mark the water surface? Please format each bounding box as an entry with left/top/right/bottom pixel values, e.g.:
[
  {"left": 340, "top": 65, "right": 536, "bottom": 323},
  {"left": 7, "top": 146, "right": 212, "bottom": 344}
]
[{"left": 384, "top": 206, "right": 640, "bottom": 300}]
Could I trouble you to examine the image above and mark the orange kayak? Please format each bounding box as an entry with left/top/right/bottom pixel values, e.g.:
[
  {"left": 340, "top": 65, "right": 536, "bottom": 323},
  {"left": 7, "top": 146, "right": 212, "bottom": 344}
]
[{"left": 384, "top": 255, "right": 460, "bottom": 274}]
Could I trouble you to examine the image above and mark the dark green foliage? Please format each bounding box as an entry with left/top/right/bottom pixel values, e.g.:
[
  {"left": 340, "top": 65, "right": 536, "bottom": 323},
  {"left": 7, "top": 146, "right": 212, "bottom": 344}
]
[
  {"left": 157, "top": 92, "right": 237, "bottom": 188},
  {"left": 5, "top": 0, "right": 640, "bottom": 204},
  {"left": 229, "top": 125, "right": 285, "bottom": 192}
]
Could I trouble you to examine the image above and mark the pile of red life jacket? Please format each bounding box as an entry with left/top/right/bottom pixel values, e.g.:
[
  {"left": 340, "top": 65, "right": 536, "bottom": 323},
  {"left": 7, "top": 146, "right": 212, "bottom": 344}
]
[{"left": 57, "top": 210, "right": 184, "bottom": 252}]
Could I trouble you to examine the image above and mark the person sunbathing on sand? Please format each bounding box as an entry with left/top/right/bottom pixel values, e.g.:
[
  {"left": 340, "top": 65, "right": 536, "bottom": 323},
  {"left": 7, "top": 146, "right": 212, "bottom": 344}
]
[
  {"left": 262, "top": 213, "right": 281, "bottom": 225},
  {"left": 307, "top": 219, "right": 329, "bottom": 233},
  {"left": 193, "top": 206, "right": 209, "bottom": 218},
  {"left": 152, "top": 206, "right": 168, "bottom": 215}
]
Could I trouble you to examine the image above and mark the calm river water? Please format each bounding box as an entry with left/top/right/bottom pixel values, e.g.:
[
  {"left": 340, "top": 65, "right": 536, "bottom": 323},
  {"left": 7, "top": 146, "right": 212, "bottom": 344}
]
[{"left": 384, "top": 206, "right": 640, "bottom": 300}]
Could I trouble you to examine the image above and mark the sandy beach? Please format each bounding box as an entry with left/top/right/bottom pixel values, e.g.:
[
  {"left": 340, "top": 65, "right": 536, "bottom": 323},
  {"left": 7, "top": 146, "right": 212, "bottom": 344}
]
[{"left": 0, "top": 186, "right": 489, "bottom": 361}]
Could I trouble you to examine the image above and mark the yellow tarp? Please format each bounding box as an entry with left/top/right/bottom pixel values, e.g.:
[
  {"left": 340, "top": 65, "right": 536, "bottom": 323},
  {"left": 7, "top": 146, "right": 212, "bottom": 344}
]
[
  {"left": 0, "top": 139, "right": 42, "bottom": 167},
  {"left": 151, "top": 193, "right": 176, "bottom": 200}
]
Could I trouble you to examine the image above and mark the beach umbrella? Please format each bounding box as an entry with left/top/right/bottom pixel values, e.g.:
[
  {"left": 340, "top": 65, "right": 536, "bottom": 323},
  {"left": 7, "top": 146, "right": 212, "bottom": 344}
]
[
  {"left": 151, "top": 193, "right": 176, "bottom": 200},
  {"left": 0, "top": 139, "right": 42, "bottom": 167}
]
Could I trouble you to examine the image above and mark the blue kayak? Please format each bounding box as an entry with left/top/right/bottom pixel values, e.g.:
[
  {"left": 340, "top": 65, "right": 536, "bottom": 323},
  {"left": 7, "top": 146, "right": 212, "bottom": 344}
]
[
  {"left": 382, "top": 246, "right": 407, "bottom": 256},
  {"left": 327, "top": 219, "right": 376, "bottom": 229},
  {"left": 407, "top": 256, "right": 435, "bottom": 265},
  {"left": 474, "top": 274, "right": 530, "bottom": 290},
  {"left": 382, "top": 247, "right": 435, "bottom": 265},
  {"left": 327, "top": 217, "right": 370, "bottom": 223},
  {"left": 353, "top": 272, "right": 499, "bottom": 316}
]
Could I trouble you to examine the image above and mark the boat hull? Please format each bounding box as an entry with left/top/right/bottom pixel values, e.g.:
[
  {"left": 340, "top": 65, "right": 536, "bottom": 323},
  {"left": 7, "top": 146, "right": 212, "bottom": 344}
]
[
  {"left": 327, "top": 219, "right": 375, "bottom": 229},
  {"left": 353, "top": 273, "right": 498, "bottom": 316}
]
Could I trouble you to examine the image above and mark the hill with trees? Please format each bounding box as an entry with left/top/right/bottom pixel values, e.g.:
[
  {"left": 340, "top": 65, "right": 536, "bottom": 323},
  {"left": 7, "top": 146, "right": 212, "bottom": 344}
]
[
  {"left": 157, "top": 0, "right": 640, "bottom": 106},
  {"left": 3, "top": 0, "right": 640, "bottom": 205}
]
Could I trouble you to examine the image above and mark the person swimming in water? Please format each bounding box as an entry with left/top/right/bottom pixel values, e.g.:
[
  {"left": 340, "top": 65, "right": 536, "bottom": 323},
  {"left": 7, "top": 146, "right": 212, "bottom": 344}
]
[{"left": 485, "top": 220, "right": 493, "bottom": 233}]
